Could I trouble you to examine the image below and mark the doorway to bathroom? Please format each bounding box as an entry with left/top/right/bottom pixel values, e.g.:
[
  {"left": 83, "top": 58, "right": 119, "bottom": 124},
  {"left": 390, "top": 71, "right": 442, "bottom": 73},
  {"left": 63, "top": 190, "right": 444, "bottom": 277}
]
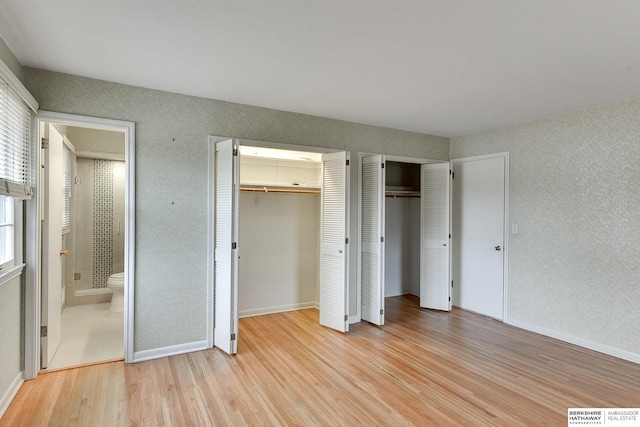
[{"left": 33, "top": 112, "right": 135, "bottom": 372}]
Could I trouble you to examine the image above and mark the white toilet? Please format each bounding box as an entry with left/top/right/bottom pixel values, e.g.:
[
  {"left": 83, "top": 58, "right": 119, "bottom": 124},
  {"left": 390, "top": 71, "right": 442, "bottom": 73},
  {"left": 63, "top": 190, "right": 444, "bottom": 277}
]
[{"left": 107, "top": 272, "right": 125, "bottom": 312}]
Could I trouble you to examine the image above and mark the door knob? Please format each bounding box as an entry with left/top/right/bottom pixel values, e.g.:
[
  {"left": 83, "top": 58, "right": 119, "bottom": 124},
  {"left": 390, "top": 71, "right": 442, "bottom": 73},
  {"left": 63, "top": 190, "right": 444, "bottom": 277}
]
[
  {"left": 494, "top": 246, "right": 501, "bottom": 251},
  {"left": 60, "top": 250, "right": 69, "bottom": 256}
]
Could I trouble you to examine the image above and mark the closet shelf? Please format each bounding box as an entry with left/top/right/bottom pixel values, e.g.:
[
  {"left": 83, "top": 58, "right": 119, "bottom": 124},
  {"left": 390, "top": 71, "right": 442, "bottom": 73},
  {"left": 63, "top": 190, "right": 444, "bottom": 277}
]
[
  {"left": 241, "top": 185, "right": 320, "bottom": 194},
  {"left": 385, "top": 185, "right": 419, "bottom": 198},
  {"left": 385, "top": 191, "right": 420, "bottom": 198}
]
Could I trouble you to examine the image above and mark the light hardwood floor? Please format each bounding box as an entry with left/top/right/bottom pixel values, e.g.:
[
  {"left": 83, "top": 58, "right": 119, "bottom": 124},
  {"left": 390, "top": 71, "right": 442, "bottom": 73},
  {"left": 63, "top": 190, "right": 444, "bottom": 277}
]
[{"left": 2, "top": 295, "right": 639, "bottom": 426}]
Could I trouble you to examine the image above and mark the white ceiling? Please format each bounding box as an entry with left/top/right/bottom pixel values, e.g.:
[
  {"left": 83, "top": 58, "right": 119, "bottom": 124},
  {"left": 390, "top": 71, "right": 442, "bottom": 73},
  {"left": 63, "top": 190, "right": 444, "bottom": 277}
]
[{"left": 1, "top": 0, "right": 640, "bottom": 138}]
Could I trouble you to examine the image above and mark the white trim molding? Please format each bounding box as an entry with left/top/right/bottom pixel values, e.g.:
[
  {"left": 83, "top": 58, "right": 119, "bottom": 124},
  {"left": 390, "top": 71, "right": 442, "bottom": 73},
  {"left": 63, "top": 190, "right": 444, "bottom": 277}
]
[
  {"left": 133, "top": 340, "right": 209, "bottom": 363},
  {"left": 206, "top": 137, "right": 215, "bottom": 349},
  {"left": 0, "top": 372, "right": 23, "bottom": 419},
  {"left": 75, "top": 150, "right": 125, "bottom": 161},
  {"left": 506, "top": 317, "right": 640, "bottom": 364},
  {"left": 239, "top": 302, "right": 318, "bottom": 319}
]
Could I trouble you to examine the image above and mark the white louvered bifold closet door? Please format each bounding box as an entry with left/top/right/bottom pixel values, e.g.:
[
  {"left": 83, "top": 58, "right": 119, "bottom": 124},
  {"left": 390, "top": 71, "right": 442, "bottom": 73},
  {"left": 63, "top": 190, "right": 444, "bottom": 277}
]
[
  {"left": 61, "top": 141, "right": 73, "bottom": 234},
  {"left": 360, "top": 155, "right": 385, "bottom": 325},
  {"left": 420, "top": 162, "right": 451, "bottom": 311},
  {"left": 42, "top": 124, "right": 64, "bottom": 368},
  {"left": 213, "top": 139, "right": 239, "bottom": 354},
  {"left": 319, "top": 151, "right": 350, "bottom": 332}
]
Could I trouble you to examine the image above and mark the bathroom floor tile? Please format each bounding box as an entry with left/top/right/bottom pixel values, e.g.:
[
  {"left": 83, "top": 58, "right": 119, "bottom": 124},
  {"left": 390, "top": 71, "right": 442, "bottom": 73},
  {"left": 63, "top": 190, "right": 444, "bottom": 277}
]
[{"left": 47, "top": 303, "right": 124, "bottom": 370}]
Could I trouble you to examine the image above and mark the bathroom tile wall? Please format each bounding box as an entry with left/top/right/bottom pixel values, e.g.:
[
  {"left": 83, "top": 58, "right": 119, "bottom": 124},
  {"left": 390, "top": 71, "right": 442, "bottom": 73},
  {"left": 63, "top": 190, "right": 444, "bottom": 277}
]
[
  {"left": 65, "top": 158, "right": 125, "bottom": 305},
  {"left": 92, "top": 159, "right": 114, "bottom": 288}
]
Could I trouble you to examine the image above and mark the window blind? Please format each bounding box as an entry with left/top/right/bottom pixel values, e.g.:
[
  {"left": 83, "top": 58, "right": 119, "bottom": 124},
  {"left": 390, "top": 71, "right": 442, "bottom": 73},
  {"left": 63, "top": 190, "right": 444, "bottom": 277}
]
[
  {"left": 62, "top": 142, "right": 72, "bottom": 233},
  {"left": 0, "top": 78, "right": 32, "bottom": 199}
]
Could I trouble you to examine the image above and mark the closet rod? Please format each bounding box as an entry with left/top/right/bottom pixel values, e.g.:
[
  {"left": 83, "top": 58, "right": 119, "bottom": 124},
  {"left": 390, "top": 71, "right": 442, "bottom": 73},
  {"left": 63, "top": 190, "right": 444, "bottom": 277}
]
[
  {"left": 241, "top": 186, "right": 320, "bottom": 195},
  {"left": 385, "top": 194, "right": 420, "bottom": 198}
]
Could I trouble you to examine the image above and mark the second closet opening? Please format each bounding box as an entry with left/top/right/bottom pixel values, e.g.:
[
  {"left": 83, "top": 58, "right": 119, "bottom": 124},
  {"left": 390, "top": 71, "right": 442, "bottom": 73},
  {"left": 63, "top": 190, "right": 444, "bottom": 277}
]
[
  {"left": 384, "top": 161, "right": 421, "bottom": 299},
  {"left": 237, "top": 145, "right": 322, "bottom": 319}
]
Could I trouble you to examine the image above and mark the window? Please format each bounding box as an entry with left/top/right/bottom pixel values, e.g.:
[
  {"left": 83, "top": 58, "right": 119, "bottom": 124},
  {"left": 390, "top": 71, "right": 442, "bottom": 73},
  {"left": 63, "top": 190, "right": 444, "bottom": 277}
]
[
  {"left": 0, "top": 196, "right": 14, "bottom": 267},
  {"left": 0, "top": 74, "right": 32, "bottom": 272}
]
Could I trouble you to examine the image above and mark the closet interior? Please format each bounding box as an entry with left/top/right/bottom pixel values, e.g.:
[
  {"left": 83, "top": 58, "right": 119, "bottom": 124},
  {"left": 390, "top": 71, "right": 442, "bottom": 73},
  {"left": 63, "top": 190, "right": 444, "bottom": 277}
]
[
  {"left": 237, "top": 146, "right": 322, "bottom": 317},
  {"left": 384, "top": 161, "right": 421, "bottom": 298}
]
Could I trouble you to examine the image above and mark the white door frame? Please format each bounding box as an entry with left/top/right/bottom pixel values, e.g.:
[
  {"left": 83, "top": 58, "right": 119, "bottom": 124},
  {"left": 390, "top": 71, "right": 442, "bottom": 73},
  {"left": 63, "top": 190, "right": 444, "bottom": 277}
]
[
  {"left": 450, "top": 152, "right": 510, "bottom": 321},
  {"left": 25, "top": 111, "right": 135, "bottom": 379},
  {"left": 355, "top": 153, "right": 442, "bottom": 322}
]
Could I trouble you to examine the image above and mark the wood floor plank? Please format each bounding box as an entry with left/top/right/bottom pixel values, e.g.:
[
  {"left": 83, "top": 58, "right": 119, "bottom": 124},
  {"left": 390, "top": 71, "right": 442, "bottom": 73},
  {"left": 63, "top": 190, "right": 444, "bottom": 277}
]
[{"left": 2, "top": 295, "right": 639, "bottom": 426}]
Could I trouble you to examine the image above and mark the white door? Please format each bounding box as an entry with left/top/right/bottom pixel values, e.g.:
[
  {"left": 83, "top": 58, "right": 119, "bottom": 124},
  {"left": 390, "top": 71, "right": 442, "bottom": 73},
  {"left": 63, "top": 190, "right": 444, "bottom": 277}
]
[
  {"left": 213, "top": 139, "right": 240, "bottom": 354},
  {"left": 420, "top": 163, "right": 451, "bottom": 311},
  {"left": 42, "top": 123, "right": 64, "bottom": 368},
  {"left": 319, "top": 151, "right": 350, "bottom": 332},
  {"left": 452, "top": 155, "right": 505, "bottom": 320},
  {"left": 360, "top": 155, "right": 385, "bottom": 325}
]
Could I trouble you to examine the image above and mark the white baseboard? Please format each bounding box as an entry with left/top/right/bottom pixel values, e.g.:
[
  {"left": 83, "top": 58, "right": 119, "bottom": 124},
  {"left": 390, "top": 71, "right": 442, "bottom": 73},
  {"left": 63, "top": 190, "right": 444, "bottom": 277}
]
[
  {"left": 505, "top": 317, "right": 640, "bottom": 364},
  {"left": 133, "top": 340, "right": 209, "bottom": 363},
  {"left": 385, "top": 290, "right": 419, "bottom": 298},
  {"left": 349, "top": 315, "right": 360, "bottom": 324},
  {"left": 239, "top": 301, "right": 318, "bottom": 318},
  {"left": 0, "top": 372, "right": 23, "bottom": 420}
]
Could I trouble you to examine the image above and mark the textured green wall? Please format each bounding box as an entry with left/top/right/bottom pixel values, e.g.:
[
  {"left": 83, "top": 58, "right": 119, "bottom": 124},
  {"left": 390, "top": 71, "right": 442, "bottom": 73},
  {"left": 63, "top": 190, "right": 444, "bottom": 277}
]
[
  {"left": 0, "top": 36, "right": 23, "bottom": 81},
  {"left": 0, "top": 276, "right": 22, "bottom": 413},
  {"left": 452, "top": 98, "right": 640, "bottom": 357},
  {"left": 25, "top": 68, "right": 449, "bottom": 352}
]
